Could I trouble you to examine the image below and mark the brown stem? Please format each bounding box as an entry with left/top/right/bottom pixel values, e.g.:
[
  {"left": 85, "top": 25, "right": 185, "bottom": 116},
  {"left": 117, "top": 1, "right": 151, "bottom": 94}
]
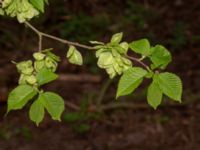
[
  {"left": 126, "top": 55, "right": 150, "bottom": 71},
  {"left": 24, "top": 21, "right": 95, "bottom": 50},
  {"left": 39, "top": 34, "right": 42, "bottom": 51},
  {"left": 65, "top": 101, "right": 80, "bottom": 111}
]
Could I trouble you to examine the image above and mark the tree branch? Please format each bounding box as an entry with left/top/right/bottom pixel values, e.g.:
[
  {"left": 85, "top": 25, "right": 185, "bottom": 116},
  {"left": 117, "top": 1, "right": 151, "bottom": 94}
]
[
  {"left": 24, "top": 21, "right": 150, "bottom": 71},
  {"left": 24, "top": 21, "right": 95, "bottom": 50},
  {"left": 126, "top": 55, "right": 150, "bottom": 71}
]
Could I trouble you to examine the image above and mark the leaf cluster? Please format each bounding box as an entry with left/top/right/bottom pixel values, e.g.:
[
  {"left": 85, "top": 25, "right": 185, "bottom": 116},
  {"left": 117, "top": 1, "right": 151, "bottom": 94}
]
[
  {"left": 8, "top": 50, "right": 64, "bottom": 126},
  {"left": 92, "top": 35, "right": 182, "bottom": 109}
]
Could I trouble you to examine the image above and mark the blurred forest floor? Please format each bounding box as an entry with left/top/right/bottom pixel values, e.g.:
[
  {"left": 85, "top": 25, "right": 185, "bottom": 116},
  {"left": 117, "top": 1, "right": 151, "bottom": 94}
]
[{"left": 0, "top": 0, "right": 200, "bottom": 150}]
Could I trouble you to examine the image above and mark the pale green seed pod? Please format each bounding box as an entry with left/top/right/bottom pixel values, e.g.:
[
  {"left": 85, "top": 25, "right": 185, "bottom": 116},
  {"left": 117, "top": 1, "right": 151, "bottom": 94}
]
[
  {"left": 16, "top": 60, "right": 32, "bottom": 70},
  {"left": 2, "top": 0, "right": 12, "bottom": 8},
  {"left": 21, "top": 67, "right": 34, "bottom": 75},
  {"left": 67, "top": 46, "right": 83, "bottom": 66},
  {"left": 34, "top": 60, "right": 46, "bottom": 72},
  {"left": 33, "top": 52, "right": 46, "bottom": 61},
  {"left": 3, "top": 0, "right": 39, "bottom": 23},
  {"left": 113, "top": 61, "right": 123, "bottom": 75},
  {"left": 18, "top": 74, "right": 27, "bottom": 85},
  {"left": 121, "top": 57, "right": 132, "bottom": 66},
  {"left": 118, "top": 42, "right": 129, "bottom": 54},
  {"left": 122, "top": 64, "right": 131, "bottom": 72},
  {"left": 115, "top": 57, "right": 124, "bottom": 67},
  {"left": 111, "top": 49, "right": 121, "bottom": 58},
  {"left": 106, "top": 67, "right": 116, "bottom": 79},
  {"left": 96, "top": 45, "right": 133, "bottom": 78},
  {"left": 26, "top": 75, "right": 37, "bottom": 85},
  {"left": 16, "top": 61, "right": 33, "bottom": 75},
  {"left": 45, "top": 57, "right": 57, "bottom": 72},
  {"left": 95, "top": 48, "right": 108, "bottom": 58},
  {"left": 97, "top": 52, "right": 114, "bottom": 68}
]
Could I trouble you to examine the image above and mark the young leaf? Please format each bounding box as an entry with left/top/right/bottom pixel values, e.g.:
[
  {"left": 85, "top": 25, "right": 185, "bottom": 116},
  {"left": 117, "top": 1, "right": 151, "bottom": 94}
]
[
  {"left": 116, "top": 67, "right": 147, "bottom": 98},
  {"left": 30, "top": 0, "right": 45, "bottom": 12},
  {"left": 67, "top": 46, "right": 83, "bottom": 65},
  {"left": 129, "top": 39, "right": 151, "bottom": 56},
  {"left": 114, "top": 42, "right": 129, "bottom": 54},
  {"left": 147, "top": 77, "right": 163, "bottom": 109},
  {"left": 40, "top": 92, "right": 65, "bottom": 121},
  {"left": 149, "top": 45, "right": 172, "bottom": 69},
  {"left": 36, "top": 68, "right": 58, "bottom": 86},
  {"left": 119, "top": 42, "right": 129, "bottom": 54},
  {"left": 158, "top": 72, "right": 182, "bottom": 102},
  {"left": 111, "top": 32, "right": 123, "bottom": 44},
  {"left": 7, "top": 85, "right": 37, "bottom": 112},
  {"left": 29, "top": 95, "right": 45, "bottom": 126},
  {"left": 46, "top": 51, "right": 60, "bottom": 62}
]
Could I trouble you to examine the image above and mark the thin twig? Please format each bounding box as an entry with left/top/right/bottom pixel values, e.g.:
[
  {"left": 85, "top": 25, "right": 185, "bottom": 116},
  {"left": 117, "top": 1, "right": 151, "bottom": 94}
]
[
  {"left": 24, "top": 21, "right": 95, "bottom": 50},
  {"left": 41, "top": 32, "right": 95, "bottom": 50},
  {"left": 39, "top": 34, "right": 42, "bottom": 51},
  {"left": 25, "top": 21, "right": 40, "bottom": 35},
  {"left": 65, "top": 101, "right": 80, "bottom": 111},
  {"left": 126, "top": 55, "right": 150, "bottom": 71}
]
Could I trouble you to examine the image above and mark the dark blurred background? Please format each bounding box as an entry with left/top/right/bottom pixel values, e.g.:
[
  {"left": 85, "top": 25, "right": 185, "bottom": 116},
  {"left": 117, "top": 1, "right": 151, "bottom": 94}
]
[{"left": 0, "top": 0, "right": 200, "bottom": 149}]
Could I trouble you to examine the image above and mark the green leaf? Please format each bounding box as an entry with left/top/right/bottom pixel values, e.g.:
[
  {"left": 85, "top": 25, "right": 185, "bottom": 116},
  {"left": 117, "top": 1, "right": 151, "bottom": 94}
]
[
  {"left": 111, "top": 32, "right": 123, "bottom": 44},
  {"left": 147, "top": 77, "right": 163, "bottom": 109},
  {"left": 30, "top": 0, "right": 45, "bottom": 12},
  {"left": 129, "top": 39, "right": 151, "bottom": 56},
  {"left": 149, "top": 45, "right": 172, "bottom": 69},
  {"left": 114, "top": 42, "right": 129, "bottom": 54},
  {"left": 40, "top": 92, "right": 65, "bottom": 121},
  {"left": 67, "top": 46, "right": 83, "bottom": 65},
  {"left": 29, "top": 95, "right": 45, "bottom": 126},
  {"left": 36, "top": 68, "right": 58, "bottom": 86},
  {"left": 7, "top": 85, "right": 37, "bottom": 112},
  {"left": 116, "top": 67, "right": 147, "bottom": 98},
  {"left": 119, "top": 42, "right": 129, "bottom": 54},
  {"left": 158, "top": 72, "right": 182, "bottom": 102},
  {"left": 46, "top": 51, "right": 60, "bottom": 62}
]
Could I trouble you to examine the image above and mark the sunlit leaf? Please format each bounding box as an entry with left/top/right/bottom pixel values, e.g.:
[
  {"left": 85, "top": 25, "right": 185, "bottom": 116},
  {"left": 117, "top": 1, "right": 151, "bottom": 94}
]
[
  {"left": 158, "top": 72, "right": 182, "bottom": 102},
  {"left": 29, "top": 95, "right": 45, "bottom": 126},
  {"left": 7, "top": 85, "right": 37, "bottom": 112},
  {"left": 40, "top": 92, "right": 65, "bottom": 121},
  {"left": 116, "top": 67, "right": 147, "bottom": 98}
]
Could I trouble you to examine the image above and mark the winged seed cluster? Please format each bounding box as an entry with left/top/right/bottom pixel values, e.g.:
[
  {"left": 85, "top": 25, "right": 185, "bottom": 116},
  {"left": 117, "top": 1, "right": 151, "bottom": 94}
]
[
  {"left": 16, "top": 50, "right": 59, "bottom": 86},
  {"left": 0, "top": 0, "right": 48, "bottom": 22},
  {"left": 92, "top": 33, "right": 132, "bottom": 78}
]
